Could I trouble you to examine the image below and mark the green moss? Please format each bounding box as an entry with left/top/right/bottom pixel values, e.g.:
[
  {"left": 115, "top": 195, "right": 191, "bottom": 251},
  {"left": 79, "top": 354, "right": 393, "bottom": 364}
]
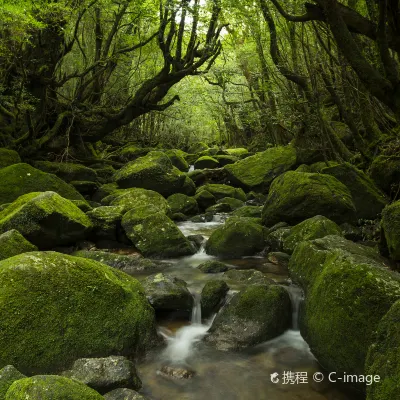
[
  {"left": 194, "top": 156, "right": 219, "bottom": 170},
  {"left": 0, "top": 192, "right": 92, "bottom": 249},
  {"left": 205, "top": 217, "right": 265, "bottom": 258},
  {"left": 0, "top": 252, "right": 157, "bottom": 374},
  {"left": 117, "top": 146, "right": 152, "bottom": 163},
  {"left": 0, "top": 230, "right": 37, "bottom": 261},
  {"left": 216, "top": 197, "right": 244, "bottom": 210},
  {"left": 201, "top": 280, "right": 229, "bottom": 317},
  {"left": 86, "top": 206, "right": 123, "bottom": 241},
  {"left": 71, "top": 199, "right": 92, "bottom": 212},
  {"left": 34, "top": 161, "right": 98, "bottom": 183},
  {"left": 381, "top": 201, "right": 400, "bottom": 261},
  {"left": 194, "top": 190, "right": 215, "bottom": 210},
  {"left": 165, "top": 149, "right": 189, "bottom": 172},
  {"left": 213, "top": 155, "right": 238, "bottom": 166},
  {"left": 122, "top": 211, "right": 194, "bottom": 258},
  {"left": 0, "top": 163, "right": 85, "bottom": 205},
  {"left": 5, "top": 375, "right": 103, "bottom": 399},
  {"left": 370, "top": 155, "right": 400, "bottom": 194},
  {"left": 283, "top": 215, "right": 343, "bottom": 254},
  {"left": 197, "top": 184, "right": 246, "bottom": 202},
  {"left": 0, "top": 149, "right": 21, "bottom": 169},
  {"left": 225, "top": 148, "right": 249, "bottom": 157},
  {"left": 0, "top": 365, "right": 25, "bottom": 399},
  {"left": 321, "top": 163, "right": 388, "bottom": 219},
  {"left": 262, "top": 171, "right": 356, "bottom": 227},
  {"left": 167, "top": 193, "right": 198, "bottom": 216},
  {"left": 366, "top": 300, "right": 400, "bottom": 400},
  {"left": 92, "top": 183, "right": 119, "bottom": 203},
  {"left": 198, "top": 260, "right": 230, "bottom": 273},
  {"left": 232, "top": 206, "right": 263, "bottom": 218},
  {"left": 188, "top": 142, "right": 209, "bottom": 154},
  {"left": 225, "top": 146, "right": 297, "bottom": 192}
]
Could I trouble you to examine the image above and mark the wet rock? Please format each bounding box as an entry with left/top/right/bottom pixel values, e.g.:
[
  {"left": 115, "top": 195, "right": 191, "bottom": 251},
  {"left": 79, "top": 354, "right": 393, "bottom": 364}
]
[
  {"left": 264, "top": 227, "right": 292, "bottom": 253},
  {"left": 143, "top": 273, "right": 194, "bottom": 312},
  {"left": 167, "top": 193, "right": 199, "bottom": 216},
  {"left": 0, "top": 230, "right": 37, "bottom": 261},
  {"left": 190, "top": 212, "right": 214, "bottom": 223},
  {"left": 216, "top": 197, "right": 244, "bottom": 210},
  {"left": 267, "top": 252, "right": 291, "bottom": 268},
  {"left": 187, "top": 234, "right": 204, "bottom": 251},
  {"left": 262, "top": 171, "right": 357, "bottom": 226},
  {"left": 205, "top": 202, "right": 233, "bottom": 213},
  {"left": 0, "top": 365, "right": 26, "bottom": 399},
  {"left": 87, "top": 206, "right": 123, "bottom": 242},
  {"left": 381, "top": 200, "right": 400, "bottom": 261},
  {"left": 232, "top": 206, "right": 263, "bottom": 218},
  {"left": 158, "top": 365, "right": 195, "bottom": 379},
  {"left": 171, "top": 212, "right": 187, "bottom": 222},
  {"left": 223, "top": 269, "right": 272, "bottom": 285},
  {"left": 246, "top": 191, "right": 267, "bottom": 204},
  {"left": 0, "top": 192, "right": 92, "bottom": 249},
  {"left": 198, "top": 260, "right": 230, "bottom": 273},
  {"left": 201, "top": 280, "right": 229, "bottom": 317},
  {"left": 205, "top": 285, "right": 292, "bottom": 350},
  {"left": 62, "top": 356, "right": 141, "bottom": 393},
  {"left": 194, "top": 189, "right": 216, "bottom": 210},
  {"left": 104, "top": 388, "right": 149, "bottom": 400}
]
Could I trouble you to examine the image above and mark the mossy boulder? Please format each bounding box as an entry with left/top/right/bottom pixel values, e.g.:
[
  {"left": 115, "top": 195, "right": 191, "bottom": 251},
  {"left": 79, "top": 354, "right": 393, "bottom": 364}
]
[
  {"left": 165, "top": 149, "right": 189, "bottom": 172},
  {"left": 116, "top": 146, "right": 152, "bottom": 163},
  {"left": 205, "top": 285, "right": 291, "bottom": 350},
  {"left": 381, "top": 201, "right": 400, "bottom": 261},
  {"left": 369, "top": 155, "right": 400, "bottom": 195},
  {"left": 289, "top": 235, "right": 400, "bottom": 379},
  {"left": 188, "top": 142, "right": 209, "bottom": 154},
  {"left": 0, "top": 192, "right": 92, "bottom": 249},
  {"left": 197, "top": 184, "right": 246, "bottom": 202},
  {"left": 225, "top": 148, "right": 249, "bottom": 157},
  {"left": 283, "top": 215, "right": 343, "bottom": 254},
  {"left": 92, "top": 183, "right": 119, "bottom": 203},
  {"left": 113, "top": 152, "right": 193, "bottom": 197},
  {"left": 86, "top": 206, "right": 123, "bottom": 242},
  {"left": 262, "top": 171, "right": 356, "bottom": 227},
  {"left": 365, "top": 300, "right": 400, "bottom": 400},
  {"left": 194, "top": 190, "right": 216, "bottom": 210},
  {"left": 201, "top": 280, "right": 229, "bottom": 318},
  {"left": 216, "top": 197, "right": 244, "bottom": 210},
  {"left": 0, "top": 163, "right": 85, "bottom": 205},
  {"left": 205, "top": 217, "right": 265, "bottom": 258},
  {"left": 34, "top": 161, "right": 98, "bottom": 183},
  {"left": 213, "top": 155, "right": 238, "bottom": 166},
  {"left": 122, "top": 210, "right": 194, "bottom": 258},
  {"left": 265, "top": 226, "right": 292, "bottom": 252},
  {"left": 223, "top": 269, "right": 272, "bottom": 286},
  {"left": 225, "top": 146, "right": 297, "bottom": 192},
  {"left": 0, "top": 365, "right": 25, "bottom": 399},
  {"left": 232, "top": 206, "right": 263, "bottom": 218},
  {"left": 0, "top": 149, "right": 21, "bottom": 169},
  {"left": 70, "top": 181, "right": 100, "bottom": 197},
  {"left": 198, "top": 260, "right": 230, "bottom": 273},
  {"left": 0, "top": 230, "right": 37, "bottom": 261},
  {"left": 0, "top": 251, "right": 157, "bottom": 374},
  {"left": 143, "top": 273, "right": 193, "bottom": 312},
  {"left": 167, "top": 194, "right": 199, "bottom": 216},
  {"left": 5, "top": 375, "right": 103, "bottom": 399},
  {"left": 320, "top": 163, "right": 388, "bottom": 219},
  {"left": 194, "top": 156, "right": 219, "bottom": 170}
]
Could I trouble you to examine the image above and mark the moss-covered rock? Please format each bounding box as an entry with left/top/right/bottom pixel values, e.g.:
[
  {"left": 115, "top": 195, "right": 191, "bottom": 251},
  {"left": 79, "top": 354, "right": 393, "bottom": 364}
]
[
  {"left": 216, "top": 197, "right": 244, "bottom": 210},
  {"left": 194, "top": 190, "right": 216, "bottom": 210},
  {"left": 232, "top": 206, "right": 263, "bottom": 218},
  {"left": 0, "top": 163, "right": 85, "bottom": 205},
  {"left": 188, "top": 142, "right": 209, "bottom": 154},
  {"left": 34, "top": 161, "right": 98, "bottom": 183},
  {"left": 320, "top": 163, "right": 388, "bottom": 219},
  {"left": 113, "top": 152, "right": 193, "bottom": 197},
  {"left": 283, "top": 215, "right": 343, "bottom": 254},
  {"left": 167, "top": 194, "right": 199, "bottom": 216},
  {"left": 0, "top": 192, "right": 92, "bottom": 249},
  {"left": 73, "top": 250, "right": 163, "bottom": 276},
  {"left": 213, "top": 155, "right": 238, "bottom": 166},
  {"left": 0, "top": 365, "right": 25, "bottom": 400},
  {"left": 70, "top": 181, "right": 100, "bottom": 197},
  {"left": 122, "top": 210, "right": 194, "bottom": 258},
  {"left": 165, "top": 149, "right": 189, "bottom": 172},
  {"left": 72, "top": 199, "right": 93, "bottom": 212},
  {"left": 194, "top": 156, "right": 219, "bottom": 170},
  {"left": 225, "top": 148, "right": 249, "bottom": 157},
  {"left": 92, "top": 183, "right": 119, "bottom": 203},
  {"left": 116, "top": 146, "right": 152, "bottom": 163},
  {"left": 143, "top": 273, "right": 193, "bottom": 312},
  {"left": 5, "top": 375, "right": 103, "bottom": 399},
  {"left": 0, "top": 149, "right": 21, "bottom": 169},
  {"left": 0, "top": 251, "right": 157, "bottom": 374},
  {"left": 223, "top": 269, "right": 272, "bottom": 286},
  {"left": 197, "top": 184, "right": 246, "bottom": 202},
  {"left": 262, "top": 171, "right": 356, "bottom": 227},
  {"left": 188, "top": 168, "right": 227, "bottom": 187},
  {"left": 205, "top": 217, "right": 265, "bottom": 258},
  {"left": 289, "top": 235, "right": 400, "bottom": 379},
  {"left": 201, "top": 280, "right": 229, "bottom": 318},
  {"left": 198, "top": 260, "right": 230, "bottom": 273},
  {"left": 205, "top": 285, "right": 291, "bottom": 350},
  {"left": 365, "top": 300, "right": 400, "bottom": 400},
  {"left": 225, "top": 146, "right": 297, "bottom": 192},
  {"left": 86, "top": 206, "right": 123, "bottom": 242},
  {"left": 369, "top": 155, "right": 400, "bottom": 195},
  {"left": 0, "top": 230, "right": 37, "bottom": 261},
  {"left": 265, "top": 226, "right": 292, "bottom": 252},
  {"left": 381, "top": 201, "right": 400, "bottom": 261}
]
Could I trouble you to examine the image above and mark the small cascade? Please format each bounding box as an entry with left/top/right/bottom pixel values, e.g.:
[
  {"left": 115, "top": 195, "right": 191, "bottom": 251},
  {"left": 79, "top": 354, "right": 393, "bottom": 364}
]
[
  {"left": 188, "top": 165, "right": 195, "bottom": 172},
  {"left": 191, "top": 291, "right": 202, "bottom": 324},
  {"left": 285, "top": 285, "right": 304, "bottom": 330}
]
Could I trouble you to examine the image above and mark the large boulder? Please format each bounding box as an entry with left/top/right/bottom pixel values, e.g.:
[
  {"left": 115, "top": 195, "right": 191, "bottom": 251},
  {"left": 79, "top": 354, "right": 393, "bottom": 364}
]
[
  {"left": 225, "top": 148, "right": 248, "bottom": 157},
  {"left": 289, "top": 235, "right": 400, "bottom": 380},
  {"left": 113, "top": 152, "right": 193, "bottom": 197},
  {"left": 205, "top": 217, "right": 265, "bottom": 258},
  {"left": 381, "top": 200, "right": 400, "bottom": 261},
  {"left": 0, "top": 192, "right": 92, "bottom": 249},
  {"left": 167, "top": 193, "right": 198, "bottom": 216},
  {"left": 0, "top": 252, "right": 157, "bottom": 374},
  {"left": 0, "top": 149, "right": 21, "bottom": 169},
  {"left": 122, "top": 209, "right": 194, "bottom": 258},
  {"left": 0, "top": 365, "right": 26, "bottom": 399},
  {"left": 205, "top": 285, "right": 291, "bottom": 350},
  {"left": 225, "top": 146, "right": 297, "bottom": 192},
  {"left": 365, "top": 300, "right": 400, "bottom": 400},
  {"left": 0, "top": 230, "right": 37, "bottom": 261},
  {"left": 5, "top": 375, "right": 103, "bottom": 400},
  {"left": 194, "top": 156, "right": 219, "bottom": 170},
  {"left": 369, "top": 155, "right": 400, "bottom": 195},
  {"left": 194, "top": 190, "right": 216, "bottom": 210},
  {"left": 0, "top": 163, "right": 85, "bottom": 205},
  {"left": 34, "top": 161, "right": 98, "bottom": 183},
  {"left": 62, "top": 356, "right": 141, "bottom": 394},
  {"left": 165, "top": 149, "right": 189, "bottom": 172},
  {"left": 188, "top": 142, "right": 209, "bottom": 154},
  {"left": 320, "top": 162, "right": 388, "bottom": 219},
  {"left": 87, "top": 206, "right": 123, "bottom": 242},
  {"left": 262, "top": 171, "right": 356, "bottom": 227},
  {"left": 201, "top": 280, "right": 229, "bottom": 318},
  {"left": 196, "top": 184, "right": 246, "bottom": 202},
  {"left": 283, "top": 215, "right": 343, "bottom": 254}
]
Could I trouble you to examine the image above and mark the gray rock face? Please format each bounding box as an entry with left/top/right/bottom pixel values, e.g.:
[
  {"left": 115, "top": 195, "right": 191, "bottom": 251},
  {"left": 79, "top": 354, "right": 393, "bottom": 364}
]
[
  {"left": 62, "top": 356, "right": 141, "bottom": 394},
  {"left": 104, "top": 388, "right": 148, "bottom": 400}
]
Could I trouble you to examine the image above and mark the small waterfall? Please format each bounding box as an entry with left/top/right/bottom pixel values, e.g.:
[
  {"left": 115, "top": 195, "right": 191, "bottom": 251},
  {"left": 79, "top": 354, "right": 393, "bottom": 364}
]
[
  {"left": 191, "top": 291, "right": 202, "bottom": 324},
  {"left": 285, "top": 285, "right": 304, "bottom": 330},
  {"left": 188, "top": 165, "right": 195, "bottom": 172}
]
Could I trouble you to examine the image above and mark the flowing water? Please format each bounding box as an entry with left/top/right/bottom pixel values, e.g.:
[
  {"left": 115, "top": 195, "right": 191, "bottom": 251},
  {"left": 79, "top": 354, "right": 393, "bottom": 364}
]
[{"left": 136, "top": 217, "right": 356, "bottom": 400}]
